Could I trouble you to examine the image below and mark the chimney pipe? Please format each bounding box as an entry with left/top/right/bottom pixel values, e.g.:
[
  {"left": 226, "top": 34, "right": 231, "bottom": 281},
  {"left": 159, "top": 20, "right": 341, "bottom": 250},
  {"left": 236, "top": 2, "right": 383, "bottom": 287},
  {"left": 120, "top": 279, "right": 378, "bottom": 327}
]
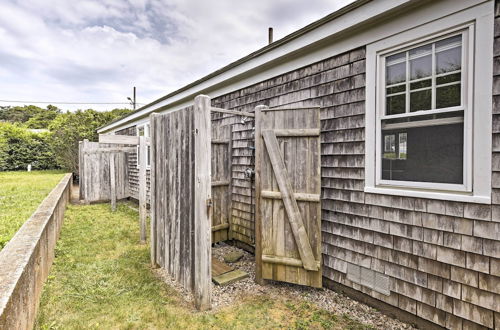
[{"left": 268, "top": 27, "right": 273, "bottom": 44}]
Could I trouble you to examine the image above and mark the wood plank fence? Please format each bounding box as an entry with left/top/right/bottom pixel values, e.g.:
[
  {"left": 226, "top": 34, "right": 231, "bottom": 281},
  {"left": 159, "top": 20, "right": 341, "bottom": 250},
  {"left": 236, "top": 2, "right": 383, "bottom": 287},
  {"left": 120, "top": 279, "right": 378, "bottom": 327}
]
[
  {"left": 79, "top": 136, "right": 149, "bottom": 243},
  {"left": 79, "top": 140, "right": 129, "bottom": 203},
  {"left": 150, "top": 96, "right": 212, "bottom": 311},
  {"left": 88, "top": 95, "right": 323, "bottom": 311},
  {"left": 211, "top": 115, "right": 239, "bottom": 243}
]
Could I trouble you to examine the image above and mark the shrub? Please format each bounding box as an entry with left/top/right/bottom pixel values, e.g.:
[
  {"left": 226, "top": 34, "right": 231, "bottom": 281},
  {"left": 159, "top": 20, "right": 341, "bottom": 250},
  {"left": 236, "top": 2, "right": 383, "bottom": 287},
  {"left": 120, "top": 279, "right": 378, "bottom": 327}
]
[
  {"left": 0, "top": 105, "right": 61, "bottom": 128},
  {"left": 0, "top": 123, "right": 58, "bottom": 171},
  {"left": 49, "top": 109, "right": 132, "bottom": 174}
]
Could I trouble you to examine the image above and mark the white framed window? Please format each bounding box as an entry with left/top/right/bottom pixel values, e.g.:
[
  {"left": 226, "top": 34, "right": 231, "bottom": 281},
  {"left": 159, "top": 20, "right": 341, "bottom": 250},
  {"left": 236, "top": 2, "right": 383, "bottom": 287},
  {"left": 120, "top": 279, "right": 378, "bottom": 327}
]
[
  {"left": 380, "top": 30, "right": 470, "bottom": 191},
  {"left": 136, "top": 123, "right": 151, "bottom": 169},
  {"left": 365, "top": 17, "right": 493, "bottom": 204}
]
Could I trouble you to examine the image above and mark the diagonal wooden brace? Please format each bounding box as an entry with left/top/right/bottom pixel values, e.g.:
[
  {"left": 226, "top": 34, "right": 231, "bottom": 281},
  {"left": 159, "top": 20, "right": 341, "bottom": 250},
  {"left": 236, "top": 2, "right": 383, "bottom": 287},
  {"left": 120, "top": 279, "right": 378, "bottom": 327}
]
[{"left": 262, "top": 130, "right": 319, "bottom": 271}]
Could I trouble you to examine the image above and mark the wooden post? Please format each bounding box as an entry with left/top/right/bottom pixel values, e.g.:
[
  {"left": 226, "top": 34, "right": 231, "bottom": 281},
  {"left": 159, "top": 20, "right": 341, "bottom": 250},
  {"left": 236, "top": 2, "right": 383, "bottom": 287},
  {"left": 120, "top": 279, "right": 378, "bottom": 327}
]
[
  {"left": 78, "top": 141, "right": 83, "bottom": 200},
  {"left": 82, "top": 139, "right": 90, "bottom": 205},
  {"left": 110, "top": 153, "right": 117, "bottom": 212},
  {"left": 150, "top": 114, "right": 158, "bottom": 267},
  {"left": 193, "top": 95, "right": 212, "bottom": 311},
  {"left": 139, "top": 136, "right": 147, "bottom": 244},
  {"left": 253, "top": 105, "right": 268, "bottom": 285},
  {"left": 227, "top": 124, "right": 234, "bottom": 241}
]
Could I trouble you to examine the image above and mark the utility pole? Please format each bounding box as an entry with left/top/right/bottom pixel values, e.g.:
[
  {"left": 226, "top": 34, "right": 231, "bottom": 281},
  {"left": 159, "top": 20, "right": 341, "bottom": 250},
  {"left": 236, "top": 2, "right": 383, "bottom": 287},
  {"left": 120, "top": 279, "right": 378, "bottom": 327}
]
[
  {"left": 133, "top": 86, "right": 136, "bottom": 110},
  {"left": 127, "top": 86, "right": 137, "bottom": 110}
]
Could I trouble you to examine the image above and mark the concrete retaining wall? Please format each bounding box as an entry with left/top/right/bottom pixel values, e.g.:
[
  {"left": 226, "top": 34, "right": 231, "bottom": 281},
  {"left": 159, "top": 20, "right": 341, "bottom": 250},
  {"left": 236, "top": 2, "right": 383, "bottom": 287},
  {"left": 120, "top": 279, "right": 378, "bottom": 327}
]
[{"left": 0, "top": 173, "right": 72, "bottom": 329}]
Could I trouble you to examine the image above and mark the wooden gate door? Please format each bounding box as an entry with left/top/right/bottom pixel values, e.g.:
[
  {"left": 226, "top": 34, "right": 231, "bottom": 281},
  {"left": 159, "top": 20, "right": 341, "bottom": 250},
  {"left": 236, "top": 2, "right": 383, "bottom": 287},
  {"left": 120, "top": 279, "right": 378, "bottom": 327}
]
[
  {"left": 255, "top": 106, "right": 322, "bottom": 288},
  {"left": 211, "top": 123, "right": 232, "bottom": 243},
  {"left": 79, "top": 140, "right": 129, "bottom": 203}
]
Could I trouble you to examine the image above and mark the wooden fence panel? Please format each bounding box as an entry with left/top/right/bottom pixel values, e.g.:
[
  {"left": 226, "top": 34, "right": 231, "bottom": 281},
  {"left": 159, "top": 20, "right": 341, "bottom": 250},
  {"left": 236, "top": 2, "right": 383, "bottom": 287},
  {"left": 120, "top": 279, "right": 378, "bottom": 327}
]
[
  {"left": 150, "top": 95, "right": 212, "bottom": 310},
  {"left": 79, "top": 140, "right": 129, "bottom": 203},
  {"left": 211, "top": 115, "right": 237, "bottom": 243},
  {"left": 138, "top": 136, "right": 147, "bottom": 243}
]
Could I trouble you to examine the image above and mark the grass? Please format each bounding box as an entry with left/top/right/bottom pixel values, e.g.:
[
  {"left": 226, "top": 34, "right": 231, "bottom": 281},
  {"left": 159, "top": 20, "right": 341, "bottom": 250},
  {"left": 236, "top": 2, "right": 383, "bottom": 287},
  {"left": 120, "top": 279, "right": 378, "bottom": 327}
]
[
  {"left": 36, "top": 202, "right": 373, "bottom": 329},
  {"left": 0, "top": 170, "right": 66, "bottom": 249}
]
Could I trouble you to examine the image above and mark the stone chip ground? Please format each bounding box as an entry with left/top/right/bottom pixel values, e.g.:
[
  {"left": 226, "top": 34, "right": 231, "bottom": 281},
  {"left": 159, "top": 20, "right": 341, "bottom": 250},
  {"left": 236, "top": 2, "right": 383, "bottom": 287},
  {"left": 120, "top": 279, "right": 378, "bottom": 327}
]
[{"left": 159, "top": 242, "right": 417, "bottom": 329}]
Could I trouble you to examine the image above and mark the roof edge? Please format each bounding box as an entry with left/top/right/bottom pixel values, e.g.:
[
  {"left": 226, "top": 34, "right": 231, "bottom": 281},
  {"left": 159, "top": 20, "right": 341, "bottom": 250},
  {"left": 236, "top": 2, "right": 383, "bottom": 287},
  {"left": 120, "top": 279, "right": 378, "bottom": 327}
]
[{"left": 98, "top": 0, "right": 369, "bottom": 132}]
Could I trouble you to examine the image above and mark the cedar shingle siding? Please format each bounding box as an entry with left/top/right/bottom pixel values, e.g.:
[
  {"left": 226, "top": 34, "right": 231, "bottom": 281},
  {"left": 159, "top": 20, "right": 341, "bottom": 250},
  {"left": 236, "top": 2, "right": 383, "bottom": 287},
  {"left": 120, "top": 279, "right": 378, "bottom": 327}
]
[
  {"left": 218, "top": 38, "right": 498, "bottom": 326},
  {"left": 115, "top": 126, "right": 151, "bottom": 201},
  {"left": 113, "top": 3, "right": 500, "bottom": 327},
  {"left": 227, "top": 120, "right": 255, "bottom": 246},
  {"left": 209, "top": 47, "right": 366, "bottom": 254}
]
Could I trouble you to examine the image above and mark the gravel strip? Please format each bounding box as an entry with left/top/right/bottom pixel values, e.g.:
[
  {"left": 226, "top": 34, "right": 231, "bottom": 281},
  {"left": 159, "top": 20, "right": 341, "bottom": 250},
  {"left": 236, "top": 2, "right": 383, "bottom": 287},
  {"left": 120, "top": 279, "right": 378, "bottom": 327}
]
[
  {"left": 154, "top": 268, "right": 195, "bottom": 309},
  {"left": 157, "top": 242, "right": 417, "bottom": 329}
]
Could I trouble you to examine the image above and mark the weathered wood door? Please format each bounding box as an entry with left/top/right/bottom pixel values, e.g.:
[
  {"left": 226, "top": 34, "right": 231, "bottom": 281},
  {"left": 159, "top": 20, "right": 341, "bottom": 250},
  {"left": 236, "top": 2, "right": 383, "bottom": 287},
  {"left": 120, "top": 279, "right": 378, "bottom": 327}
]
[
  {"left": 255, "top": 106, "right": 322, "bottom": 288},
  {"left": 211, "top": 123, "right": 232, "bottom": 243}
]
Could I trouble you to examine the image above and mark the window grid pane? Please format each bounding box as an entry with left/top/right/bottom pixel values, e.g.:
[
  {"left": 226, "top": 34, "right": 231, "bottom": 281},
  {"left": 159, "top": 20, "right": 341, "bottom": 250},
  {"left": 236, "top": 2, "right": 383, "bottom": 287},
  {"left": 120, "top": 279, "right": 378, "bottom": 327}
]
[{"left": 385, "top": 34, "right": 462, "bottom": 116}]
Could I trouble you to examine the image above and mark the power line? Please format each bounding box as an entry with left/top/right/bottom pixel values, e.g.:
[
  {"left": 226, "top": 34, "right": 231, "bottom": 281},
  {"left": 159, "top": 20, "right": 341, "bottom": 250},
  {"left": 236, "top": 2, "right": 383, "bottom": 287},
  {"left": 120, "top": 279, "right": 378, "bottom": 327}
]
[{"left": 0, "top": 99, "right": 145, "bottom": 105}]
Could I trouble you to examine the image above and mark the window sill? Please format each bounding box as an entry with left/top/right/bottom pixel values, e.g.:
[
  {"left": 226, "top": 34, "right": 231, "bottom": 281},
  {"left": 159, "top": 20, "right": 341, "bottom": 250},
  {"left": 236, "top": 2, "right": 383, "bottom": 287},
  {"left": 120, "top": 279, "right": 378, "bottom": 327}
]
[{"left": 364, "top": 186, "right": 491, "bottom": 204}]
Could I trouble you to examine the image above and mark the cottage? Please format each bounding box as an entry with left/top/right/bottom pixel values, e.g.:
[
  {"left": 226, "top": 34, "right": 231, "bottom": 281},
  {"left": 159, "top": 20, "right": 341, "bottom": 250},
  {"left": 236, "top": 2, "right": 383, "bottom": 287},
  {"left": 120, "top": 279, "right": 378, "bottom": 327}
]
[{"left": 98, "top": 1, "right": 499, "bottom": 328}]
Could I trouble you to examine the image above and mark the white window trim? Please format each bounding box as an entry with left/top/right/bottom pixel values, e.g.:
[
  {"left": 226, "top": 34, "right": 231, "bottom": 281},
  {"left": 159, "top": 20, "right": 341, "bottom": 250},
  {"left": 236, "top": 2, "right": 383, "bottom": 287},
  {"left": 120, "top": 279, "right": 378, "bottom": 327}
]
[
  {"left": 136, "top": 124, "right": 151, "bottom": 170},
  {"left": 378, "top": 28, "right": 472, "bottom": 193},
  {"left": 365, "top": 9, "right": 493, "bottom": 204}
]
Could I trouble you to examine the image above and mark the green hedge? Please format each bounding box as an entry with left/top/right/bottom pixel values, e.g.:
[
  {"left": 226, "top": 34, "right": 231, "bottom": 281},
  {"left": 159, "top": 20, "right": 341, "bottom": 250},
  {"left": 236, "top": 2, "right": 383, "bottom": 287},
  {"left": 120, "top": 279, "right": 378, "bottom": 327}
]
[
  {"left": 0, "top": 123, "right": 58, "bottom": 171},
  {"left": 0, "top": 107, "right": 133, "bottom": 173}
]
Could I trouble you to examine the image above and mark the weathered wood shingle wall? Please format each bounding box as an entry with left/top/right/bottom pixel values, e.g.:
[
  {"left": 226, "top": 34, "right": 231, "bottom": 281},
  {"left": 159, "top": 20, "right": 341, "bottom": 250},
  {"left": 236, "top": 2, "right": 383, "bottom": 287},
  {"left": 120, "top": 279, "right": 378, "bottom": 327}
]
[
  {"left": 211, "top": 39, "right": 498, "bottom": 327},
  {"left": 115, "top": 126, "right": 151, "bottom": 202},
  {"left": 227, "top": 120, "right": 255, "bottom": 246},
  {"left": 210, "top": 48, "right": 366, "bottom": 251}
]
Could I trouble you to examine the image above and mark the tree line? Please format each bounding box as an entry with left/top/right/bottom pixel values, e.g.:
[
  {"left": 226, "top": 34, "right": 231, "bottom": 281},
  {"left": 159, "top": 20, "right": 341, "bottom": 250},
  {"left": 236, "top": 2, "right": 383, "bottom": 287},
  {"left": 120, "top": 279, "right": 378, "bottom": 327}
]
[{"left": 0, "top": 105, "right": 132, "bottom": 173}]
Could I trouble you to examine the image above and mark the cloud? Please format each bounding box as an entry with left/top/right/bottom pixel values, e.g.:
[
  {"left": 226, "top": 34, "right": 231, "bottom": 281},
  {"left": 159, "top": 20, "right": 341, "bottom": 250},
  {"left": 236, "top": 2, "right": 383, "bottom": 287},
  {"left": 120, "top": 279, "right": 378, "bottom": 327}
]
[{"left": 0, "top": 0, "right": 354, "bottom": 111}]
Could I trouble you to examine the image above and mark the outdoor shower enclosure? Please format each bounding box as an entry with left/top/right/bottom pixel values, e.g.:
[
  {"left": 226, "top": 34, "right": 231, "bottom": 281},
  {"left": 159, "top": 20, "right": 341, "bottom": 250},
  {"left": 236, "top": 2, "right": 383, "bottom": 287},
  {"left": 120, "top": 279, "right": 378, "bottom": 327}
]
[{"left": 149, "top": 95, "right": 322, "bottom": 310}]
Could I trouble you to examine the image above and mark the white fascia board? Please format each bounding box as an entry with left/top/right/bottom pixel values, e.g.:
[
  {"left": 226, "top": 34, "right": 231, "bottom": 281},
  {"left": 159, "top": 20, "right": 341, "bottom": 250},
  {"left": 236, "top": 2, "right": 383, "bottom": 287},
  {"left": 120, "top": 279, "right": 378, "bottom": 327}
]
[{"left": 99, "top": 0, "right": 490, "bottom": 133}]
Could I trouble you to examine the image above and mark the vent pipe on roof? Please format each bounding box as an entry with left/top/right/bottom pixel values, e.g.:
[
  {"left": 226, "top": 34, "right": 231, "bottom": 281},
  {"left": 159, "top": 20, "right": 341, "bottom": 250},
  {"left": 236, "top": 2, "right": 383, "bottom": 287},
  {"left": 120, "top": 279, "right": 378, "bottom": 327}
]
[{"left": 268, "top": 27, "right": 273, "bottom": 44}]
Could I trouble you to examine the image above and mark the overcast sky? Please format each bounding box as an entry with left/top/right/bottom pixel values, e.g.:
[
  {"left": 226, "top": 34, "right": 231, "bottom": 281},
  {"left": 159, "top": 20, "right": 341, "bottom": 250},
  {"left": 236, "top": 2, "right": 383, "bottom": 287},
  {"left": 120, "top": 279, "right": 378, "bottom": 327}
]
[{"left": 0, "top": 0, "right": 354, "bottom": 111}]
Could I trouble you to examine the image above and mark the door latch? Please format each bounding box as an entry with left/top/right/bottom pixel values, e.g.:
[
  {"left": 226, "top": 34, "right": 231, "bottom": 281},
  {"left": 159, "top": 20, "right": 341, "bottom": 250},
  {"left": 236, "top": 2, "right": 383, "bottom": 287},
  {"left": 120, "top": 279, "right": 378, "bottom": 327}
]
[{"left": 206, "top": 198, "right": 212, "bottom": 215}]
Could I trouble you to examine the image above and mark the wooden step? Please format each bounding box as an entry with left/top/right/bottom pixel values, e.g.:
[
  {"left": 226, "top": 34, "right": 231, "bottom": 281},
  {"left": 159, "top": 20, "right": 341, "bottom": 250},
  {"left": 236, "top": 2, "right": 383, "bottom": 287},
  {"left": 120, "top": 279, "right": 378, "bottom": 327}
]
[
  {"left": 212, "top": 269, "right": 249, "bottom": 286},
  {"left": 212, "top": 257, "right": 233, "bottom": 277}
]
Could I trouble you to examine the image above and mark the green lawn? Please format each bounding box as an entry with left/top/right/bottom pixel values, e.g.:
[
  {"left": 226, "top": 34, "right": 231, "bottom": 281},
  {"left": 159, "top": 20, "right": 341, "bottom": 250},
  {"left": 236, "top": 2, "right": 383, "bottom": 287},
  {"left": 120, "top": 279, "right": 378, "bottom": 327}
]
[
  {"left": 0, "top": 170, "right": 66, "bottom": 249},
  {"left": 36, "top": 202, "right": 372, "bottom": 329}
]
